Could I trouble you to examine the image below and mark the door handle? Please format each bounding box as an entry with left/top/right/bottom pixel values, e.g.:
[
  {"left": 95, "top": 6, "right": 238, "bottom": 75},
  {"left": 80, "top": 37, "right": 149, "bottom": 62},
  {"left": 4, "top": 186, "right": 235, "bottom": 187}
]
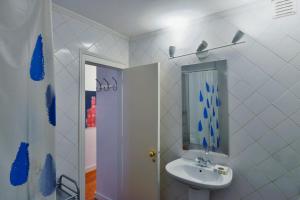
[
  {"left": 149, "top": 150, "right": 156, "bottom": 158},
  {"left": 149, "top": 150, "right": 156, "bottom": 162}
]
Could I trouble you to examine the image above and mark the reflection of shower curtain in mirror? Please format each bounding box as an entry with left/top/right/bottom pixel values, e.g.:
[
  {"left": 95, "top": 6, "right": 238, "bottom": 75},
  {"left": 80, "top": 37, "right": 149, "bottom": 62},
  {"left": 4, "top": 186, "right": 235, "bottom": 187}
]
[
  {"left": 189, "top": 70, "right": 221, "bottom": 152},
  {"left": 0, "top": 1, "right": 56, "bottom": 199}
]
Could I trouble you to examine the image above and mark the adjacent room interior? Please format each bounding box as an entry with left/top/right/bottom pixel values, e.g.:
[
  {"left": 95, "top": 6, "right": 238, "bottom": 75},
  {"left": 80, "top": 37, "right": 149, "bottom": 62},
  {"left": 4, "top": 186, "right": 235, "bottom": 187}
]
[
  {"left": 84, "top": 60, "right": 124, "bottom": 200},
  {"left": 84, "top": 64, "right": 97, "bottom": 200}
]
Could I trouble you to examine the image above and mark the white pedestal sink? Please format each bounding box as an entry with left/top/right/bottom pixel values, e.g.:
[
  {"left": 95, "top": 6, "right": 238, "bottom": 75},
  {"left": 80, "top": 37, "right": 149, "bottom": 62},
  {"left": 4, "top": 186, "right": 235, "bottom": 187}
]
[{"left": 165, "top": 158, "right": 233, "bottom": 200}]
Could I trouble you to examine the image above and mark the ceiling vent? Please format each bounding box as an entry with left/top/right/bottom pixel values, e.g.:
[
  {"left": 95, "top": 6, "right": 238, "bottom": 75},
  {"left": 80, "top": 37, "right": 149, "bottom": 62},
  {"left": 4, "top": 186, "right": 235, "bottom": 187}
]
[{"left": 271, "top": 0, "right": 297, "bottom": 18}]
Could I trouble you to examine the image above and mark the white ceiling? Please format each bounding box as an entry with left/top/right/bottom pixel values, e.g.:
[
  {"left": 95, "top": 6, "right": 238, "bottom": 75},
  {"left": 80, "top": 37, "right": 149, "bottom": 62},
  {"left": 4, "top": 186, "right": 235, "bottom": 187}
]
[{"left": 53, "top": 0, "right": 258, "bottom": 37}]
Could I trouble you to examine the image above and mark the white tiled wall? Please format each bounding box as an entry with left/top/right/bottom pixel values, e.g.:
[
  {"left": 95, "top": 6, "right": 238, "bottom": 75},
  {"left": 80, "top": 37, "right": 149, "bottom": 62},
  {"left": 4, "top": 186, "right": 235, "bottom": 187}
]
[
  {"left": 52, "top": 4, "right": 129, "bottom": 181},
  {"left": 130, "top": 1, "right": 300, "bottom": 200}
]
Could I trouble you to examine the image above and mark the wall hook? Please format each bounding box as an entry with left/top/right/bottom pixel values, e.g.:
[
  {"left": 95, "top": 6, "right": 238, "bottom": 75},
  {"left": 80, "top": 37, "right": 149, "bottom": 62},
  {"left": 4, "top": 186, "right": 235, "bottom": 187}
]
[
  {"left": 103, "top": 78, "right": 110, "bottom": 91},
  {"left": 96, "top": 78, "right": 103, "bottom": 91},
  {"left": 112, "top": 77, "right": 117, "bottom": 91}
]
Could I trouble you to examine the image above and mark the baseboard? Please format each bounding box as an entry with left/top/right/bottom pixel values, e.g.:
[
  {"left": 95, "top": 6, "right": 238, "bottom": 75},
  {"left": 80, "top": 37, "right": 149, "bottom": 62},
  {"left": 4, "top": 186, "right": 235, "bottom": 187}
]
[
  {"left": 85, "top": 165, "right": 96, "bottom": 173},
  {"left": 95, "top": 192, "right": 113, "bottom": 200}
]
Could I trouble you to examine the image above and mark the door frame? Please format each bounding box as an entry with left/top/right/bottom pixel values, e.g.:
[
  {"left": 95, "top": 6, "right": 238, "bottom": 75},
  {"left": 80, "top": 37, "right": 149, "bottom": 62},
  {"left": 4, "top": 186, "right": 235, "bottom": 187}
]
[{"left": 79, "top": 50, "right": 127, "bottom": 200}]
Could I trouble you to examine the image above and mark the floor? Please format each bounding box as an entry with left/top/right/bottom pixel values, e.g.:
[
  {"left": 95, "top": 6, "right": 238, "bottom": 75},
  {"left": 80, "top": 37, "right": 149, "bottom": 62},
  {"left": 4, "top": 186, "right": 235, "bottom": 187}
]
[{"left": 85, "top": 169, "right": 96, "bottom": 200}]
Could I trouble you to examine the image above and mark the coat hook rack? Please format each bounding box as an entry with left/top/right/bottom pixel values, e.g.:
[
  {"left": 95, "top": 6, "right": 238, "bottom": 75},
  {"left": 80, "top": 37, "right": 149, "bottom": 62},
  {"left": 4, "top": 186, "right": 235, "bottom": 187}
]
[{"left": 96, "top": 76, "right": 118, "bottom": 92}]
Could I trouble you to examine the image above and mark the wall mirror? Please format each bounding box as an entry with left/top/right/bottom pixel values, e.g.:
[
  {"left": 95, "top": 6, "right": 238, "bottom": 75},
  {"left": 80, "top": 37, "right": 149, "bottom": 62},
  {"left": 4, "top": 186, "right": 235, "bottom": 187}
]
[{"left": 182, "top": 60, "right": 229, "bottom": 155}]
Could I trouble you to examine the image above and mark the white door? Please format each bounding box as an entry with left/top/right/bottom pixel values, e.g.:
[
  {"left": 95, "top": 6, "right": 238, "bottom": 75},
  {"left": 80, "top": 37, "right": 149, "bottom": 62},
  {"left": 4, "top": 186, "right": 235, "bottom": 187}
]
[{"left": 122, "top": 63, "right": 160, "bottom": 200}]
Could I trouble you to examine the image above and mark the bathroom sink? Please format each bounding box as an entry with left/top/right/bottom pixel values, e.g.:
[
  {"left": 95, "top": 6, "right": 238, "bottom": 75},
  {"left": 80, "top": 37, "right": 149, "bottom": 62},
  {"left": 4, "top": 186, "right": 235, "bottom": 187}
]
[{"left": 165, "top": 158, "right": 233, "bottom": 190}]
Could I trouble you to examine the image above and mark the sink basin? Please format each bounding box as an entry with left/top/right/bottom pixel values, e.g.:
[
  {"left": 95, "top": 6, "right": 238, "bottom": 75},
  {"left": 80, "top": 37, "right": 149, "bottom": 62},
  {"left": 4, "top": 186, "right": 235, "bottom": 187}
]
[{"left": 165, "top": 158, "right": 233, "bottom": 190}]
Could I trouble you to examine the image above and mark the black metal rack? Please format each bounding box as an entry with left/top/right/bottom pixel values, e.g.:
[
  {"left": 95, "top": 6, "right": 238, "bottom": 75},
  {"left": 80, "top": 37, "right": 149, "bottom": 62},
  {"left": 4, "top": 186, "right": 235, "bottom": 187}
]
[{"left": 56, "top": 175, "right": 80, "bottom": 200}]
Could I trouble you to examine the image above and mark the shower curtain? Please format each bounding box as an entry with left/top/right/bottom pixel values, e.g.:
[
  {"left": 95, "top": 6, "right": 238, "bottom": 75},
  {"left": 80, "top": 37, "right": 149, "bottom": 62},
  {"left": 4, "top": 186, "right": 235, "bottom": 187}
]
[
  {"left": 189, "top": 70, "right": 221, "bottom": 152},
  {"left": 0, "top": 0, "right": 56, "bottom": 199}
]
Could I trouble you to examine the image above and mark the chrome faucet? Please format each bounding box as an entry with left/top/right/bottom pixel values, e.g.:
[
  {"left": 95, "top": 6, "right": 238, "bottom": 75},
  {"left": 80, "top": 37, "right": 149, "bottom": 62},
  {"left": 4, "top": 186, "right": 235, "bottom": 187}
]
[{"left": 195, "top": 152, "right": 212, "bottom": 167}]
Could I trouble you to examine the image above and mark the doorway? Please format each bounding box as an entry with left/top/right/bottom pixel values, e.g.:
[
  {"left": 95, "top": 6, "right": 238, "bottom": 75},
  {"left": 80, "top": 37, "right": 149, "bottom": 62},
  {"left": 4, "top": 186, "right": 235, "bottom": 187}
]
[
  {"left": 79, "top": 51, "right": 160, "bottom": 200},
  {"left": 85, "top": 63, "right": 122, "bottom": 200},
  {"left": 84, "top": 64, "right": 97, "bottom": 200},
  {"left": 80, "top": 52, "right": 126, "bottom": 200}
]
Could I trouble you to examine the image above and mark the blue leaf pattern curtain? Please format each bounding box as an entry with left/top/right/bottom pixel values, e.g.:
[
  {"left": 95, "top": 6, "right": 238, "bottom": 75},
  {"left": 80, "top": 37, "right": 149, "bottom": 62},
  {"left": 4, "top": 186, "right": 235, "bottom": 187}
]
[
  {"left": 0, "top": 0, "right": 56, "bottom": 199},
  {"left": 188, "top": 70, "right": 221, "bottom": 151}
]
